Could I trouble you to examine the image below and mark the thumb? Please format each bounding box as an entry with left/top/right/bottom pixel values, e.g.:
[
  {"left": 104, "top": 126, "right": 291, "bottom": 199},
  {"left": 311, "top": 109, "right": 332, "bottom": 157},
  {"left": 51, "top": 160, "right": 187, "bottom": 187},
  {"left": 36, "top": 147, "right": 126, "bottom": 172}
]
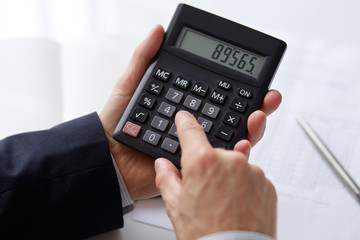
[{"left": 155, "top": 158, "right": 182, "bottom": 214}]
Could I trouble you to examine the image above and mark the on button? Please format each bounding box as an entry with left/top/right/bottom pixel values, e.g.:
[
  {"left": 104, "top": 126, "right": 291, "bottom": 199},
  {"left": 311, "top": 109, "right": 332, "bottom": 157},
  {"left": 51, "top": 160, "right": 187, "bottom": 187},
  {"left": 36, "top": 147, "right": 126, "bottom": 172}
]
[{"left": 238, "top": 88, "right": 253, "bottom": 99}]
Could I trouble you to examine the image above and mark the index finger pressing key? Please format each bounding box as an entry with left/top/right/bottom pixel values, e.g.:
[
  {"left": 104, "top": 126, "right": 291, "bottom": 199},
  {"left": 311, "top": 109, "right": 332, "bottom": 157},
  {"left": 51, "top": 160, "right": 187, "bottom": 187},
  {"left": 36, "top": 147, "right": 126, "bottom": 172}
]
[{"left": 175, "top": 111, "right": 212, "bottom": 162}]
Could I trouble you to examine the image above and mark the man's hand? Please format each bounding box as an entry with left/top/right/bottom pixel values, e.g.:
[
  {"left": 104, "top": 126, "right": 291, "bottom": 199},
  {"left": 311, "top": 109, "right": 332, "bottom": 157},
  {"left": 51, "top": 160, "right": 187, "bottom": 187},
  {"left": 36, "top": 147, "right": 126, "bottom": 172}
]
[
  {"left": 155, "top": 111, "right": 277, "bottom": 240},
  {"left": 100, "top": 25, "right": 165, "bottom": 200},
  {"left": 100, "top": 24, "right": 281, "bottom": 201}
]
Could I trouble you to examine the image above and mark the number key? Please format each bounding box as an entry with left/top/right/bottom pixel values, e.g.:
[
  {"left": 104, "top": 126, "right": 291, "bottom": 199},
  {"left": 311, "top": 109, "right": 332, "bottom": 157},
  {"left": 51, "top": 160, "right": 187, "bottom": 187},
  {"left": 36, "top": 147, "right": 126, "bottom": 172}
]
[
  {"left": 143, "top": 130, "right": 161, "bottom": 146},
  {"left": 183, "top": 95, "right": 202, "bottom": 111},
  {"left": 197, "top": 117, "right": 213, "bottom": 133},
  {"left": 151, "top": 116, "right": 169, "bottom": 132},
  {"left": 158, "top": 102, "right": 176, "bottom": 117},
  {"left": 201, "top": 103, "right": 220, "bottom": 119},
  {"left": 165, "top": 88, "right": 184, "bottom": 104}
]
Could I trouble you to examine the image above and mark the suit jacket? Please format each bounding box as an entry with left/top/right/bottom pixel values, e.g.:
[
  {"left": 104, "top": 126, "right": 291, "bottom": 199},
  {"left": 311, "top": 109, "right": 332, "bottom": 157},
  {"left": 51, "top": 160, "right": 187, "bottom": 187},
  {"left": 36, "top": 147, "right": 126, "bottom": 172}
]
[{"left": 0, "top": 113, "right": 123, "bottom": 239}]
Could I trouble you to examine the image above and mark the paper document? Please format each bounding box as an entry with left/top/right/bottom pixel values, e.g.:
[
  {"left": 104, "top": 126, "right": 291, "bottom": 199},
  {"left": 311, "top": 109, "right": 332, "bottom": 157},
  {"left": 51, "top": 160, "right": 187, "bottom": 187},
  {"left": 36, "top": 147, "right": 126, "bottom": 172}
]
[{"left": 131, "top": 35, "right": 360, "bottom": 239}]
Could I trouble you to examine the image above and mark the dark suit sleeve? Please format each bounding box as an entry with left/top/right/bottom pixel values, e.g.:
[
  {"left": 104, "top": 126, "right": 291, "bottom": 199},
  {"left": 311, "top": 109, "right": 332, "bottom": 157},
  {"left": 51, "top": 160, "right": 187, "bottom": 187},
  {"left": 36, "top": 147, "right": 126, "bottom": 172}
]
[{"left": 0, "top": 113, "right": 123, "bottom": 239}]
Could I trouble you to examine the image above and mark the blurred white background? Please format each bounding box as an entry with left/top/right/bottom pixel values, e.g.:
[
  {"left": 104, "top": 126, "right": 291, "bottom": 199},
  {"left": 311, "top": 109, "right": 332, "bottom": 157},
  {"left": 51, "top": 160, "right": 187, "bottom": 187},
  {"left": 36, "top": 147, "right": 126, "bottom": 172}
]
[{"left": 1, "top": 0, "right": 360, "bottom": 43}]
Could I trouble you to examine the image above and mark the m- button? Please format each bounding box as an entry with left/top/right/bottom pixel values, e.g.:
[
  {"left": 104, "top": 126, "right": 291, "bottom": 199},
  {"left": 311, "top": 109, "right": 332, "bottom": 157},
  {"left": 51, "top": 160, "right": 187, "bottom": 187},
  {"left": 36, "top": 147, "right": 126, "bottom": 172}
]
[{"left": 192, "top": 82, "right": 208, "bottom": 97}]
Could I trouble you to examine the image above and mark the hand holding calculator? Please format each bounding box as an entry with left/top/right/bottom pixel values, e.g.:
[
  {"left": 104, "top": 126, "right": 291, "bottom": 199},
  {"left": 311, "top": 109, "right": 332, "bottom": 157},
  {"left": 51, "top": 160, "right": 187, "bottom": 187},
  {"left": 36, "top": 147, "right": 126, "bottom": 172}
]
[{"left": 113, "top": 4, "right": 286, "bottom": 168}]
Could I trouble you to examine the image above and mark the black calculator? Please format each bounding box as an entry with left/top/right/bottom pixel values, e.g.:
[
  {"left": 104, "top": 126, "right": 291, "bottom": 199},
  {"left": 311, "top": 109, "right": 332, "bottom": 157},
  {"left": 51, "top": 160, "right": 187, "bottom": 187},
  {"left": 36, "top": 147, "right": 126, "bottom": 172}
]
[{"left": 113, "top": 4, "right": 286, "bottom": 168}]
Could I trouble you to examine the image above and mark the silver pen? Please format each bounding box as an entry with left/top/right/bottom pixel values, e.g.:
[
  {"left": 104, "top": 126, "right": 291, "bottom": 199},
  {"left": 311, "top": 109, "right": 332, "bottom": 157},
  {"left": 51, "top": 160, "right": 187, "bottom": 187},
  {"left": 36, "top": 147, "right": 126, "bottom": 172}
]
[{"left": 294, "top": 113, "right": 360, "bottom": 202}]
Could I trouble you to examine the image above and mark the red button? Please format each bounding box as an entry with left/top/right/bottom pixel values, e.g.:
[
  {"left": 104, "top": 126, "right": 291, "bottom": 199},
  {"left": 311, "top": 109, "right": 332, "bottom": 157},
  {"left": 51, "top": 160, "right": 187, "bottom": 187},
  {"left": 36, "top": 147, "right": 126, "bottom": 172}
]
[{"left": 122, "top": 121, "right": 141, "bottom": 138}]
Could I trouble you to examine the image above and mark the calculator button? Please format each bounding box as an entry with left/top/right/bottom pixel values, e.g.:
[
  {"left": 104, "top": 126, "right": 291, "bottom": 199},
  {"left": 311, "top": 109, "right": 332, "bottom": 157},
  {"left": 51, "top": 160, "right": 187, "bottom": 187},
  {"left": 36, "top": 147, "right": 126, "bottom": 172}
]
[
  {"left": 139, "top": 94, "right": 156, "bottom": 109},
  {"left": 173, "top": 75, "right": 191, "bottom": 90},
  {"left": 165, "top": 88, "right": 184, "bottom": 104},
  {"left": 238, "top": 88, "right": 253, "bottom": 99},
  {"left": 197, "top": 117, "right": 213, "bottom": 133},
  {"left": 146, "top": 81, "right": 163, "bottom": 95},
  {"left": 161, "top": 138, "right": 179, "bottom": 154},
  {"left": 183, "top": 95, "right": 202, "bottom": 111},
  {"left": 158, "top": 102, "right": 176, "bottom": 117},
  {"left": 230, "top": 98, "right": 248, "bottom": 113},
  {"left": 168, "top": 124, "right": 178, "bottom": 138},
  {"left": 201, "top": 103, "right": 220, "bottom": 119},
  {"left": 217, "top": 80, "right": 232, "bottom": 90},
  {"left": 122, "top": 121, "right": 142, "bottom": 138},
  {"left": 130, "top": 108, "right": 148, "bottom": 123},
  {"left": 191, "top": 82, "right": 208, "bottom": 97},
  {"left": 143, "top": 130, "right": 161, "bottom": 146},
  {"left": 151, "top": 116, "right": 169, "bottom": 132},
  {"left": 215, "top": 126, "right": 234, "bottom": 142},
  {"left": 223, "top": 111, "right": 241, "bottom": 127},
  {"left": 210, "top": 140, "right": 227, "bottom": 149},
  {"left": 153, "top": 67, "right": 171, "bottom": 81},
  {"left": 209, "top": 90, "right": 227, "bottom": 104}
]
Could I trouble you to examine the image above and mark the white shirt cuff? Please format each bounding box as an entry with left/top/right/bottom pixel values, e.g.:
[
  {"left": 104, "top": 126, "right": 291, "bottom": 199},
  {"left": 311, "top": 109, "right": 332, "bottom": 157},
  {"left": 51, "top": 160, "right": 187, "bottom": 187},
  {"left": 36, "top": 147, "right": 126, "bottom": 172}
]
[
  {"left": 111, "top": 155, "right": 135, "bottom": 214},
  {"left": 197, "top": 231, "right": 275, "bottom": 240}
]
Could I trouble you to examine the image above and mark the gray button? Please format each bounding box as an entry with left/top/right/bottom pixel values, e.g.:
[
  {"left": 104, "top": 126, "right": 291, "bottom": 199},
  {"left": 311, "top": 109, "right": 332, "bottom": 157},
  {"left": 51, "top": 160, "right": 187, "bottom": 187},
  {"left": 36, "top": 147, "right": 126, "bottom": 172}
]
[
  {"left": 165, "top": 88, "right": 184, "bottom": 104},
  {"left": 197, "top": 117, "right": 213, "bottom": 133},
  {"left": 168, "top": 124, "right": 178, "bottom": 138},
  {"left": 161, "top": 138, "right": 179, "bottom": 153},
  {"left": 143, "top": 130, "right": 161, "bottom": 146},
  {"left": 183, "top": 95, "right": 202, "bottom": 111},
  {"left": 158, "top": 102, "right": 176, "bottom": 117},
  {"left": 151, "top": 116, "right": 169, "bottom": 132},
  {"left": 201, "top": 103, "right": 220, "bottom": 119}
]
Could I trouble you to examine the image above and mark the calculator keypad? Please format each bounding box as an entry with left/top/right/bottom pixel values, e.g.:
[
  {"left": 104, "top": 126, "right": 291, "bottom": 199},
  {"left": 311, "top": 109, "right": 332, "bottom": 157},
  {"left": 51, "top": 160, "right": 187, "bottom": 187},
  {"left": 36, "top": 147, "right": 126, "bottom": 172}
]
[{"left": 119, "top": 64, "right": 256, "bottom": 167}]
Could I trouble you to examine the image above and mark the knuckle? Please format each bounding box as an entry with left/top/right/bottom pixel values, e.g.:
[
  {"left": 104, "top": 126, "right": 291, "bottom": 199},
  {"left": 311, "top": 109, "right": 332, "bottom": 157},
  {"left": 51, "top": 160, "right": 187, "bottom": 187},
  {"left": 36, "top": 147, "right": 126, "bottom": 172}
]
[
  {"left": 227, "top": 152, "right": 248, "bottom": 169},
  {"left": 196, "top": 146, "right": 216, "bottom": 164},
  {"left": 185, "top": 145, "right": 216, "bottom": 171},
  {"left": 267, "top": 180, "right": 278, "bottom": 201},
  {"left": 252, "top": 165, "right": 266, "bottom": 179}
]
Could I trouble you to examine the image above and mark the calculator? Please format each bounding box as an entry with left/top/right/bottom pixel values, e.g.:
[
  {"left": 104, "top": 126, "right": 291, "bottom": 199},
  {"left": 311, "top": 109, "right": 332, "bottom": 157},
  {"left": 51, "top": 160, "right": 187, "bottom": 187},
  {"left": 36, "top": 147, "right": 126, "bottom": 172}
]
[{"left": 113, "top": 4, "right": 286, "bottom": 168}]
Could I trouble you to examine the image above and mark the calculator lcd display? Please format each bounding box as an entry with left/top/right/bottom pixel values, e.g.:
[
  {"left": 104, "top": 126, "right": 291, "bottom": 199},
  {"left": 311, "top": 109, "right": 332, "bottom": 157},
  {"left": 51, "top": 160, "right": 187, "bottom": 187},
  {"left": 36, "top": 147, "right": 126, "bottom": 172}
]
[{"left": 176, "top": 27, "right": 264, "bottom": 78}]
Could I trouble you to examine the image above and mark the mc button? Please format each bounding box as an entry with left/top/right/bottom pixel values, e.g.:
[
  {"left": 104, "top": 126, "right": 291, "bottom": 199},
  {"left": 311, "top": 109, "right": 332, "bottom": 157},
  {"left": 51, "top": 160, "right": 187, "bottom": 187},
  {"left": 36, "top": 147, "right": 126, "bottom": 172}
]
[{"left": 153, "top": 67, "right": 171, "bottom": 81}]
